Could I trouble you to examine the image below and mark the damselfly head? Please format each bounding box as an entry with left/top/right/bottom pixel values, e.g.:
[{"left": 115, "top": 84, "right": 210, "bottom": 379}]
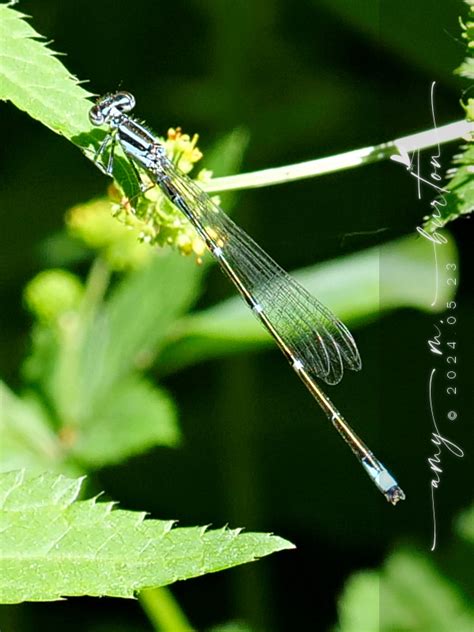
[{"left": 89, "top": 92, "right": 136, "bottom": 126}]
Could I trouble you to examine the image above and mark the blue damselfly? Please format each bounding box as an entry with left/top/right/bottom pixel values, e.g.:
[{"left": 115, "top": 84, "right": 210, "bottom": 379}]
[{"left": 89, "top": 92, "right": 405, "bottom": 504}]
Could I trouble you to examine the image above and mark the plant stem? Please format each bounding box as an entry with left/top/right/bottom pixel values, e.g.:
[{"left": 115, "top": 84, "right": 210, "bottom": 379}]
[
  {"left": 202, "top": 120, "right": 474, "bottom": 193},
  {"left": 56, "top": 256, "right": 111, "bottom": 428},
  {"left": 139, "top": 587, "right": 195, "bottom": 632},
  {"left": 81, "top": 256, "right": 111, "bottom": 320}
]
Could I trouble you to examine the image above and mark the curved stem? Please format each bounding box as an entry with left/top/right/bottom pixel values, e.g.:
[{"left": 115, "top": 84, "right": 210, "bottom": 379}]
[
  {"left": 139, "top": 587, "right": 195, "bottom": 632},
  {"left": 202, "top": 120, "right": 473, "bottom": 193}
]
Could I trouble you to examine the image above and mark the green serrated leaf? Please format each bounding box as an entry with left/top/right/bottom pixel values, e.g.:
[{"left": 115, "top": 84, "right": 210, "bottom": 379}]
[
  {"left": 156, "top": 233, "right": 458, "bottom": 374},
  {"left": 0, "top": 4, "right": 139, "bottom": 197},
  {"left": 0, "top": 5, "right": 249, "bottom": 208},
  {"left": 0, "top": 5, "right": 91, "bottom": 139},
  {"left": 0, "top": 471, "right": 294, "bottom": 604},
  {"left": 334, "top": 549, "right": 474, "bottom": 632},
  {"left": 72, "top": 376, "right": 179, "bottom": 467}
]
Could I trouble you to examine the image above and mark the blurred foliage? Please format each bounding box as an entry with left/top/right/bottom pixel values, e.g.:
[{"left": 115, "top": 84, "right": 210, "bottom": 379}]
[
  {"left": 456, "top": 505, "right": 474, "bottom": 543},
  {"left": 334, "top": 548, "right": 474, "bottom": 632},
  {"left": 0, "top": 1, "right": 473, "bottom": 631},
  {"left": 24, "top": 269, "right": 84, "bottom": 323}
]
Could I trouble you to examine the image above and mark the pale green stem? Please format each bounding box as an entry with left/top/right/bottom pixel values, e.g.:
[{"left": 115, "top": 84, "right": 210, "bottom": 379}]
[
  {"left": 139, "top": 587, "right": 195, "bottom": 632},
  {"left": 202, "top": 120, "right": 474, "bottom": 193},
  {"left": 56, "top": 256, "right": 111, "bottom": 428},
  {"left": 80, "top": 256, "right": 111, "bottom": 321}
]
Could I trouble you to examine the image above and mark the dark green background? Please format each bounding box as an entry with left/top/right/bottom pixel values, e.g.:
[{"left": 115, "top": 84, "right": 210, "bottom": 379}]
[{"left": 1, "top": 1, "right": 472, "bottom": 630}]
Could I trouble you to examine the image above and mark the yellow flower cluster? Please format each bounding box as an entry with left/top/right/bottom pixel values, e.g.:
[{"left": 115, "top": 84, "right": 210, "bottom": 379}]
[
  {"left": 67, "top": 127, "right": 215, "bottom": 264},
  {"left": 113, "top": 127, "right": 215, "bottom": 261},
  {"left": 165, "top": 127, "right": 203, "bottom": 173}
]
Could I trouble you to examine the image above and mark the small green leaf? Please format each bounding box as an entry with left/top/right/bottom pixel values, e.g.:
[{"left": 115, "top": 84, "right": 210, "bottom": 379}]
[
  {"left": 456, "top": 505, "right": 474, "bottom": 543},
  {"left": 0, "top": 382, "right": 60, "bottom": 473},
  {"left": 0, "top": 471, "right": 294, "bottom": 604},
  {"left": 77, "top": 252, "right": 203, "bottom": 417},
  {"left": 423, "top": 145, "right": 474, "bottom": 233},
  {"left": 157, "top": 233, "right": 458, "bottom": 374},
  {"left": 205, "top": 128, "right": 250, "bottom": 177},
  {"left": 334, "top": 549, "right": 474, "bottom": 632},
  {"left": 209, "top": 622, "right": 255, "bottom": 632},
  {"left": 423, "top": 1, "right": 474, "bottom": 233},
  {"left": 21, "top": 325, "right": 61, "bottom": 394},
  {"left": 334, "top": 571, "right": 380, "bottom": 632},
  {"left": 457, "top": 56, "right": 474, "bottom": 79},
  {"left": 203, "top": 128, "right": 250, "bottom": 211},
  {"left": 72, "top": 376, "right": 179, "bottom": 467}
]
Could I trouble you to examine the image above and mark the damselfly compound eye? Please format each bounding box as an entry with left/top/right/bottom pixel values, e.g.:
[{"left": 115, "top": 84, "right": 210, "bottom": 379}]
[
  {"left": 89, "top": 105, "right": 105, "bottom": 126},
  {"left": 115, "top": 91, "right": 136, "bottom": 113}
]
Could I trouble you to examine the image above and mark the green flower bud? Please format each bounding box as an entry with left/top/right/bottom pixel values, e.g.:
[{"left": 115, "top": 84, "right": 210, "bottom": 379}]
[
  {"left": 24, "top": 270, "right": 83, "bottom": 323},
  {"left": 66, "top": 195, "right": 152, "bottom": 271},
  {"left": 464, "top": 97, "right": 474, "bottom": 121}
]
